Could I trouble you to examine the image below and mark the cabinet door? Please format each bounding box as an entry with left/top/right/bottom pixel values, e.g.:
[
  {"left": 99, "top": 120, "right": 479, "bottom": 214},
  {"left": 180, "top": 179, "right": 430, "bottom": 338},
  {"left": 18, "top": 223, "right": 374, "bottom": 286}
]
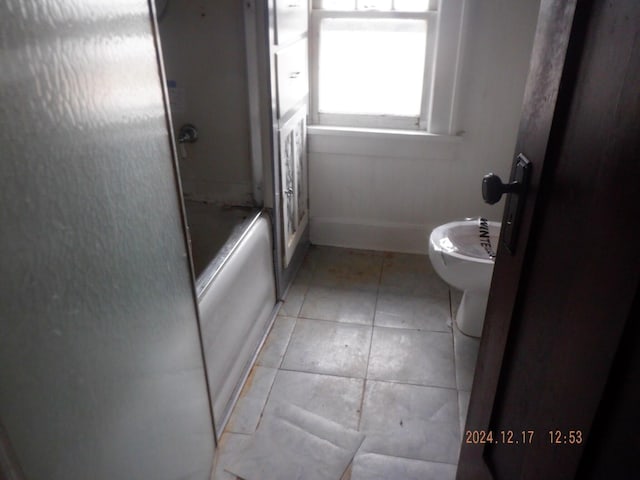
[
  {"left": 279, "top": 107, "right": 308, "bottom": 267},
  {"left": 274, "top": 0, "right": 308, "bottom": 47},
  {"left": 275, "top": 39, "right": 308, "bottom": 120}
]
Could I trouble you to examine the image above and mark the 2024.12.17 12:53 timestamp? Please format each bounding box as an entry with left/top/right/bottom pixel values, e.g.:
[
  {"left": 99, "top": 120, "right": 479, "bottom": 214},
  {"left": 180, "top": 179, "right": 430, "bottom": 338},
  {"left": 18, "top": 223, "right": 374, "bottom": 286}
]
[{"left": 465, "top": 430, "right": 584, "bottom": 445}]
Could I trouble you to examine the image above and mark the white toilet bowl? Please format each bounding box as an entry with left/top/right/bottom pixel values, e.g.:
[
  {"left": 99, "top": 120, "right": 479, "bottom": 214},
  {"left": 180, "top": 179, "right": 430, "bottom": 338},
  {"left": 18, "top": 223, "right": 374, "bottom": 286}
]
[{"left": 428, "top": 218, "right": 501, "bottom": 337}]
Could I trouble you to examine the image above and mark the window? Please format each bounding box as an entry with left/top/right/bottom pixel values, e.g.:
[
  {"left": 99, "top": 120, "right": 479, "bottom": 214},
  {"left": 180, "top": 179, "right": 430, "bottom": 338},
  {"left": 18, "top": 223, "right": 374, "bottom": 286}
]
[{"left": 310, "top": 0, "right": 463, "bottom": 134}]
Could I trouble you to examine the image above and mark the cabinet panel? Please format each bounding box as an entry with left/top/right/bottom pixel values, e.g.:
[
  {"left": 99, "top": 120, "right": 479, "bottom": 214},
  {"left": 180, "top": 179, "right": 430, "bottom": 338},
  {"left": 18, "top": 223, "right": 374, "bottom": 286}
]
[
  {"left": 275, "top": 39, "right": 308, "bottom": 120},
  {"left": 275, "top": 0, "right": 308, "bottom": 47},
  {"left": 279, "top": 107, "right": 308, "bottom": 267}
]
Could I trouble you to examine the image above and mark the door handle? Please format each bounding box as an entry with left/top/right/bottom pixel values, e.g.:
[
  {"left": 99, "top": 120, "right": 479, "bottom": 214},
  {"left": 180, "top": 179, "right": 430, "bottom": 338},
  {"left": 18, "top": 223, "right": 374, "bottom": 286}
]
[
  {"left": 482, "top": 174, "right": 523, "bottom": 204},
  {"left": 482, "top": 154, "right": 531, "bottom": 254}
]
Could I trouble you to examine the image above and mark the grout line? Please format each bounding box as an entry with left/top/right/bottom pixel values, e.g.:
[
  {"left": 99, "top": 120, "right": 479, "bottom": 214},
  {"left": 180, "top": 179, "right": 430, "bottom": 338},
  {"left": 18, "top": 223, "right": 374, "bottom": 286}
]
[
  {"left": 293, "top": 281, "right": 311, "bottom": 317},
  {"left": 358, "top": 252, "right": 385, "bottom": 431},
  {"left": 356, "top": 377, "right": 368, "bottom": 432},
  {"left": 276, "top": 367, "right": 366, "bottom": 381},
  {"left": 276, "top": 365, "right": 459, "bottom": 392},
  {"left": 273, "top": 316, "right": 298, "bottom": 370},
  {"left": 371, "top": 323, "right": 453, "bottom": 335},
  {"left": 251, "top": 365, "right": 280, "bottom": 434},
  {"left": 277, "top": 249, "right": 312, "bottom": 367},
  {"left": 449, "top": 287, "right": 465, "bottom": 432},
  {"left": 355, "top": 451, "right": 460, "bottom": 468},
  {"left": 296, "top": 315, "right": 375, "bottom": 328},
  {"left": 450, "top": 288, "right": 461, "bottom": 392},
  {"left": 360, "top": 377, "right": 460, "bottom": 392},
  {"left": 245, "top": 253, "right": 312, "bottom": 437},
  {"left": 363, "top": 252, "right": 384, "bottom": 379}
]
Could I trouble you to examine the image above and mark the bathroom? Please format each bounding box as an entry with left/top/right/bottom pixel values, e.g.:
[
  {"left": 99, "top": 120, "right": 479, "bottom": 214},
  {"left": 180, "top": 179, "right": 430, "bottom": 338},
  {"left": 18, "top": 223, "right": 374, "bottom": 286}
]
[
  {"left": 3, "top": 0, "right": 639, "bottom": 478},
  {"left": 154, "top": 0, "right": 539, "bottom": 477},
  {"left": 0, "top": 0, "right": 539, "bottom": 478}
]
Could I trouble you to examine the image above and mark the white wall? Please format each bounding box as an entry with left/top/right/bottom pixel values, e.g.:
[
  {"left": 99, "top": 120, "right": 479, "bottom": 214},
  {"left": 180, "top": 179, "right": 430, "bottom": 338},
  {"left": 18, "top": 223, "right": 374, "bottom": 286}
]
[
  {"left": 159, "top": 0, "right": 253, "bottom": 205},
  {"left": 309, "top": 0, "right": 541, "bottom": 253}
]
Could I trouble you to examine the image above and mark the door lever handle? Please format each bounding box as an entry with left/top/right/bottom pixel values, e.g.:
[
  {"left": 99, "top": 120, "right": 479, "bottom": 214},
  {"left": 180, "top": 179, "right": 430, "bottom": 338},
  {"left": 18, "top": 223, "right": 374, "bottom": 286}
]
[
  {"left": 482, "top": 153, "right": 531, "bottom": 254},
  {"left": 482, "top": 174, "right": 523, "bottom": 204}
]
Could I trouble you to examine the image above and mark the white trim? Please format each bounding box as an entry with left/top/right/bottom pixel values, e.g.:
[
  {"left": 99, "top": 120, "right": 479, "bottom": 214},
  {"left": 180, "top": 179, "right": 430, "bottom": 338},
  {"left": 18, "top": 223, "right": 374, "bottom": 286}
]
[
  {"left": 419, "top": 9, "right": 437, "bottom": 129},
  {"left": 307, "top": 125, "right": 461, "bottom": 159},
  {"left": 310, "top": 9, "right": 436, "bottom": 130},
  {"left": 317, "top": 113, "right": 421, "bottom": 130},
  {"left": 309, "top": 12, "right": 320, "bottom": 125},
  {"left": 428, "top": 0, "right": 465, "bottom": 133},
  {"left": 312, "top": 10, "right": 433, "bottom": 19},
  {"left": 309, "top": 2, "right": 463, "bottom": 134},
  {"left": 310, "top": 217, "right": 436, "bottom": 254},
  {"left": 307, "top": 124, "right": 462, "bottom": 139},
  {"left": 244, "top": 0, "right": 264, "bottom": 204}
]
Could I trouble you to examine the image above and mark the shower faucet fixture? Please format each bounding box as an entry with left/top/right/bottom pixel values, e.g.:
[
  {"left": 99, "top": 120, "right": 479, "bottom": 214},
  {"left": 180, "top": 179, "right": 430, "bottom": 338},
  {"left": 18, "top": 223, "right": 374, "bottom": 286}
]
[{"left": 178, "top": 124, "right": 198, "bottom": 144}]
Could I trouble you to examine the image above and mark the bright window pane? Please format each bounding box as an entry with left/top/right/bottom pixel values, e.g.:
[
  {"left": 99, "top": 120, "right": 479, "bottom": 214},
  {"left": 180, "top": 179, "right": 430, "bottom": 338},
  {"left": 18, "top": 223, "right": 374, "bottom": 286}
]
[
  {"left": 394, "top": 0, "right": 430, "bottom": 12},
  {"left": 357, "top": 0, "right": 392, "bottom": 10},
  {"left": 320, "top": 0, "right": 356, "bottom": 10},
  {"left": 319, "top": 0, "right": 429, "bottom": 10},
  {"left": 318, "top": 18, "right": 427, "bottom": 116}
]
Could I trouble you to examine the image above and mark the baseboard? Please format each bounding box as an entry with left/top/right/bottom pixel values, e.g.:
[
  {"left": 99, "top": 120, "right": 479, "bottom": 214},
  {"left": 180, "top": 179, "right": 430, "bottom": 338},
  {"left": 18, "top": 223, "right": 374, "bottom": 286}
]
[{"left": 310, "top": 217, "right": 434, "bottom": 254}]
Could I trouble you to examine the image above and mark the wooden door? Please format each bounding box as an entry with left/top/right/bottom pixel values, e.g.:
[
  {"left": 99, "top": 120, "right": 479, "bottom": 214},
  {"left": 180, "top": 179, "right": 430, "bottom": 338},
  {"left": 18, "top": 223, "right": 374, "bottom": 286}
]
[{"left": 457, "top": 0, "right": 640, "bottom": 478}]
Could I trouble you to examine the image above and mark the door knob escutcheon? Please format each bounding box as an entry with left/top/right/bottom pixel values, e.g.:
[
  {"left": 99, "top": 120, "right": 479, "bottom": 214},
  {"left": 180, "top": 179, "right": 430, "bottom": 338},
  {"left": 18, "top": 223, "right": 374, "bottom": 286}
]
[{"left": 482, "top": 154, "right": 531, "bottom": 254}]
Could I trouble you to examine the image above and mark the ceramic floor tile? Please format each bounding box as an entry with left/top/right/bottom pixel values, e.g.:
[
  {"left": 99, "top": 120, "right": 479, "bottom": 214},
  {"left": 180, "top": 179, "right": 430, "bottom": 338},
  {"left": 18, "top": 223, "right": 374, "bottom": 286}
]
[
  {"left": 351, "top": 452, "right": 457, "bottom": 480},
  {"left": 368, "top": 327, "right": 456, "bottom": 388},
  {"left": 264, "top": 370, "right": 364, "bottom": 430},
  {"left": 255, "top": 316, "right": 297, "bottom": 368},
  {"left": 450, "top": 288, "right": 463, "bottom": 320},
  {"left": 224, "top": 402, "right": 364, "bottom": 480},
  {"left": 300, "top": 285, "right": 377, "bottom": 325},
  {"left": 294, "top": 254, "right": 315, "bottom": 285},
  {"left": 359, "top": 380, "right": 460, "bottom": 464},
  {"left": 458, "top": 390, "right": 471, "bottom": 435},
  {"left": 453, "top": 323, "right": 480, "bottom": 391},
  {"left": 225, "top": 366, "right": 277, "bottom": 435},
  {"left": 281, "top": 318, "right": 372, "bottom": 378},
  {"left": 279, "top": 281, "right": 309, "bottom": 317},
  {"left": 381, "top": 252, "right": 435, "bottom": 272},
  {"left": 361, "top": 380, "right": 458, "bottom": 426},
  {"left": 310, "top": 248, "right": 383, "bottom": 291},
  {"left": 221, "top": 246, "right": 467, "bottom": 474},
  {"left": 374, "top": 291, "right": 451, "bottom": 331},
  {"left": 211, "top": 432, "right": 251, "bottom": 480},
  {"left": 380, "top": 253, "right": 450, "bottom": 298}
]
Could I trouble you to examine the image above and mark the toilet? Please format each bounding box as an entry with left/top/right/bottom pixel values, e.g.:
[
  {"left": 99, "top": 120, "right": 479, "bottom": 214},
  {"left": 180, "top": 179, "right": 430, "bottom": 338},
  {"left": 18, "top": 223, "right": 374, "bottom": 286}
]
[{"left": 428, "top": 218, "right": 501, "bottom": 337}]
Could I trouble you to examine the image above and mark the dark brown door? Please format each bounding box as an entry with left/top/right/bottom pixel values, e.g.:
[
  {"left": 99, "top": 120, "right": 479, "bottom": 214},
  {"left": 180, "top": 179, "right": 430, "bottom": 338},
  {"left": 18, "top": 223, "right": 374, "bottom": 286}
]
[{"left": 457, "top": 0, "right": 640, "bottom": 479}]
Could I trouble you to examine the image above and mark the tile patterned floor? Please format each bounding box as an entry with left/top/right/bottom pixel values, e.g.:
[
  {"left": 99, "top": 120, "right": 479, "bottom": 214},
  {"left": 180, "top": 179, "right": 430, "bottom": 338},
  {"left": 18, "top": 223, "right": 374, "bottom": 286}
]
[{"left": 212, "top": 246, "right": 480, "bottom": 480}]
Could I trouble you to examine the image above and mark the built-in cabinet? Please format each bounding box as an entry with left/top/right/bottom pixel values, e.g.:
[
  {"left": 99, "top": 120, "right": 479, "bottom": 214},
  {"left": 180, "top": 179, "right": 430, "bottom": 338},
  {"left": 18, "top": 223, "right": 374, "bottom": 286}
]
[
  {"left": 274, "top": 0, "right": 308, "bottom": 47},
  {"left": 279, "top": 107, "right": 308, "bottom": 266},
  {"left": 275, "top": 40, "right": 308, "bottom": 119},
  {"left": 245, "top": 0, "right": 309, "bottom": 289},
  {"left": 271, "top": 1, "right": 310, "bottom": 269}
]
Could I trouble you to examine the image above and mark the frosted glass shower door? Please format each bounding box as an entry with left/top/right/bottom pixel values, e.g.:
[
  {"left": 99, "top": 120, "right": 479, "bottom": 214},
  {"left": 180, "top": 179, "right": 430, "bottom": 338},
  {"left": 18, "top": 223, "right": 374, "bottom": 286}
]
[{"left": 0, "top": 1, "right": 214, "bottom": 479}]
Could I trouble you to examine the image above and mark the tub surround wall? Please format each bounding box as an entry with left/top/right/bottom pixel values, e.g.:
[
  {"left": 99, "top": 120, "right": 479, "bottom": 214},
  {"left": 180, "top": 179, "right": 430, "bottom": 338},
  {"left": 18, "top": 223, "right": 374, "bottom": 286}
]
[
  {"left": 158, "top": 0, "right": 254, "bottom": 206},
  {"left": 309, "top": 0, "right": 541, "bottom": 253}
]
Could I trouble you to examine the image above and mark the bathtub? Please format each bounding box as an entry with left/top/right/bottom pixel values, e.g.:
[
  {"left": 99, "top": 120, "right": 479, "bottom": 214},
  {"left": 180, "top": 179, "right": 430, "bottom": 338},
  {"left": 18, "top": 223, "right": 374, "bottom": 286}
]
[{"left": 184, "top": 201, "right": 277, "bottom": 437}]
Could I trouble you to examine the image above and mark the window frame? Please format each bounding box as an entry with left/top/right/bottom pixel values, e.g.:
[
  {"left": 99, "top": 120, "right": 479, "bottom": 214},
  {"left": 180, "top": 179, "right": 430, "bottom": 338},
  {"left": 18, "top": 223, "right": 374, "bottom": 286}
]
[{"left": 309, "top": 0, "right": 464, "bottom": 135}]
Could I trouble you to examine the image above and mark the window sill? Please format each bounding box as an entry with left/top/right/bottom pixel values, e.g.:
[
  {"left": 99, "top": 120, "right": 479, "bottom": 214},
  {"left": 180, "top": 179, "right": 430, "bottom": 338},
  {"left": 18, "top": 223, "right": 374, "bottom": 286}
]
[{"left": 307, "top": 125, "right": 463, "bottom": 160}]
